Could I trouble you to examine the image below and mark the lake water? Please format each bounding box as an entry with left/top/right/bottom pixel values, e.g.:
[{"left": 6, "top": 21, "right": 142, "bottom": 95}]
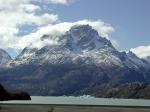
[{"left": 1, "top": 96, "right": 150, "bottom": 112}]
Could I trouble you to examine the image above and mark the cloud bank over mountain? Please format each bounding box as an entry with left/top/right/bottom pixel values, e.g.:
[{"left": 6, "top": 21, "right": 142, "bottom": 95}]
[
  {"left": 18, "top": 20, "right": 115, "bottom": 49},
  {"left": 0, "top": 0, "right": 116, "bottom": 58},
  {"left": 131, "top": 45, "right": 150, "bottom": 58}
]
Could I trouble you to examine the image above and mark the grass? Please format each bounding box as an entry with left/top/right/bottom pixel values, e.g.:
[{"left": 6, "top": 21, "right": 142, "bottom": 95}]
[{"left": 48, "top": 106, "right": 54, "bottom": 112}]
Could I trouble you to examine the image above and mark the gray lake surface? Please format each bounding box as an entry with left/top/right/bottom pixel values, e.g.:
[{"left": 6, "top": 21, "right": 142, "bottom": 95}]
[{"left": 1, "top": 96, "right": 150, "bottom": 106}]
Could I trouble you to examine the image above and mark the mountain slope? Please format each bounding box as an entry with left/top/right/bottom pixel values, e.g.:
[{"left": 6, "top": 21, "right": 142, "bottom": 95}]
[
  {"left": 0, "top": 25, "right": 150, "bottom": 96},
  {"left": 0, "top": 49, "right": 11, "bottom": 65},
  {"left": 145, "top": 56, "right": 150, "bottom": 63},
  {"left": 74, "top": 82, "right": 150, "bottom": 99}
]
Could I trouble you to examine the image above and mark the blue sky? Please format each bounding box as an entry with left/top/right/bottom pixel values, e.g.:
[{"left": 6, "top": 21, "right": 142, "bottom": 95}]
[{"left": 0, "top": 0, "right": 150, "bottom": 58}]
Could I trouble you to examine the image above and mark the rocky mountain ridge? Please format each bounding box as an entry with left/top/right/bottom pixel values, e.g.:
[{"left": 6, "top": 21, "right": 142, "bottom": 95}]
[{"left": 0, "top": 25, "right": 150, "bottom": 97}]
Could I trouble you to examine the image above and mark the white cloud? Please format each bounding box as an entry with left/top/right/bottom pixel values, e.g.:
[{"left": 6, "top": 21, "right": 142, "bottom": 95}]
[
  {"left": 0, "top": 0, "right": 30, "bottom": 10},
  {"left": 111, "top": 40, "right": 119, "bottom": 48},
  {"left": 0, "top": 0, "right": 77, "bottom": 51},
  {"left": 130, "top": 45, "right": 150, "bottom": 58},
  {"left": 19, "top": 4, "right": 41, "bottom": 13},
  {"left": 39, "top": 0, "right": 74, "bottom": 5},
  {"left": 0, "top": 0, "right": 58, "bottom": 49}
]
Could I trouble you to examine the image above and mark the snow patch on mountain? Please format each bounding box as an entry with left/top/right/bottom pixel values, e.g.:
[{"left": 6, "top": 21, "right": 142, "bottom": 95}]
[{"left": 125, "top": 51, "right": 149, "bottom": 69}]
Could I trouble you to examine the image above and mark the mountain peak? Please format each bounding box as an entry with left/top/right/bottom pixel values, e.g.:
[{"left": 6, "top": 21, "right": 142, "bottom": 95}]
[{"left": 62, "top": 24, "right": 114, "bottom": 52}]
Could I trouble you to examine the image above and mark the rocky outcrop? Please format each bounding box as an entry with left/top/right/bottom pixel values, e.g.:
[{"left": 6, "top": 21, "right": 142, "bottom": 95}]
[{"left": 0, "top": 84, "right": 31, "bottom": 101}]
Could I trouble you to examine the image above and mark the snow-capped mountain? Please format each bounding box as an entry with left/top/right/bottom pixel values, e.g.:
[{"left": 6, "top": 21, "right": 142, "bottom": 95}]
[
  {"left": 13, "top": 25, "right": 116, "bottom": 65},
  {"left": 12, "top": 25, "right": 115, "bottom": 63},
  {"left": 11, "top": 25, "right": 149, "bottom": 70},
  {"left": 0, "top": 25, "right": 150, "bottom": 96},
  {"left": 0, "top": 49, "right": 11, "bottom": 65}
]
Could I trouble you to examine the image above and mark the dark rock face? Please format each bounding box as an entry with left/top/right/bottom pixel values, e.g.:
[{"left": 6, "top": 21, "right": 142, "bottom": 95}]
[
  {"left": 64, "top": 25, "right": 114, "bottom": 51},
  {"left": 0, "top": 84, "right": 31, "bottom": 101}
]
